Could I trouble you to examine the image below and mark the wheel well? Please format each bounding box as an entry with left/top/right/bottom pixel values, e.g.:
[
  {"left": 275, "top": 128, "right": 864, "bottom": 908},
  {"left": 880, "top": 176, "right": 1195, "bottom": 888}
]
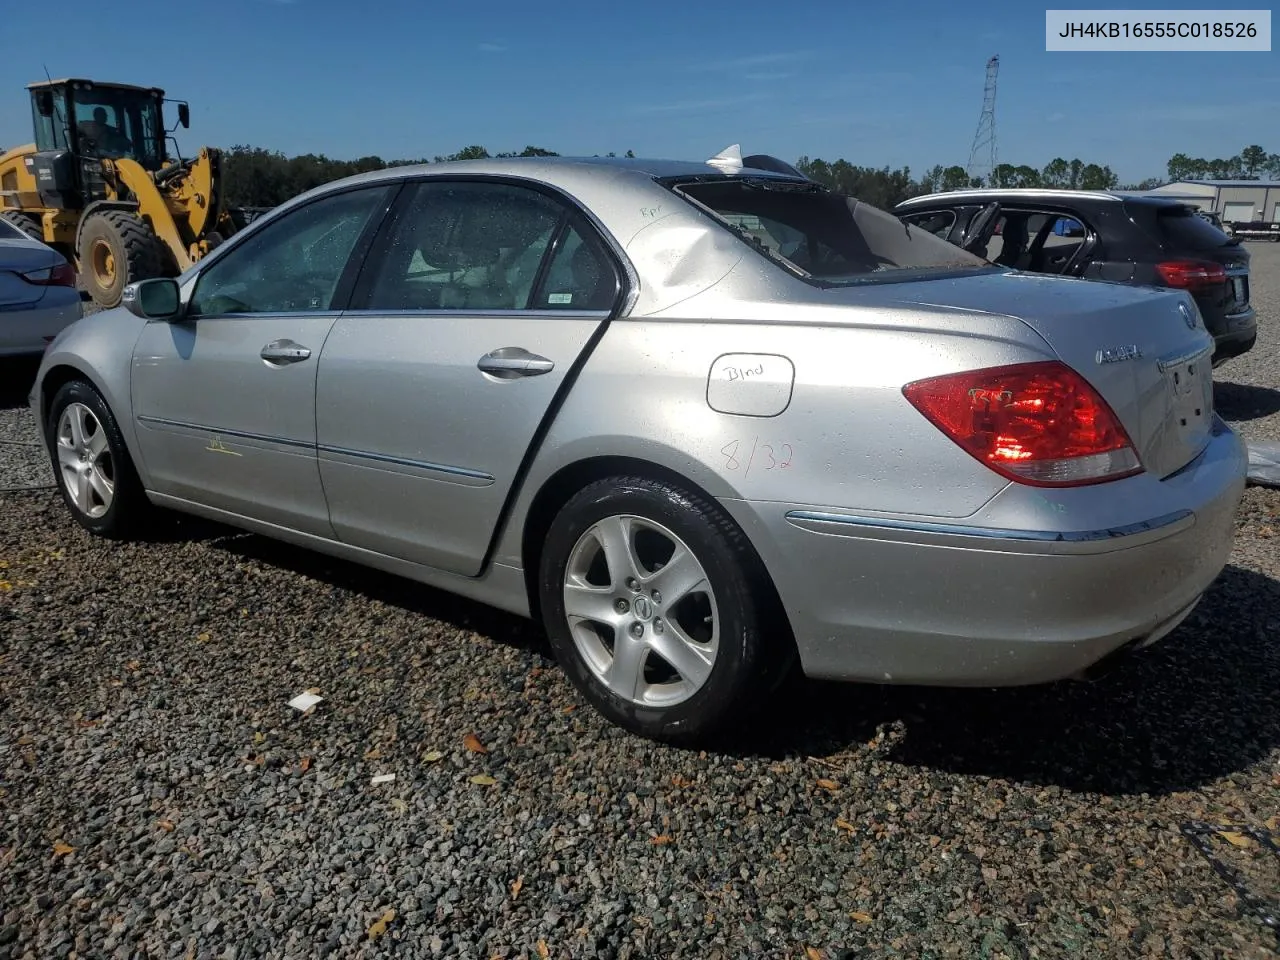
[
  {"left": 518, "top": 456, "right": 795, "bottom": 651},
  {"left": 37, "top": 364, "right": 94, "bottom": 430}
]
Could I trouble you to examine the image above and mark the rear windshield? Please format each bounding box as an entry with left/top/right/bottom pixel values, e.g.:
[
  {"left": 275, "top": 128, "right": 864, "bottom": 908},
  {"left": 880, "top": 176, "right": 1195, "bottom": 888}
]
[
  {"left": 1151, "top": 205, "right": 1239, "bottom": 251},
  {"left": 0, "top": 219, "right": 25, "bottom": 241},
  {"left": 670, "top": 177, "right": 994, "bottom": 285}
]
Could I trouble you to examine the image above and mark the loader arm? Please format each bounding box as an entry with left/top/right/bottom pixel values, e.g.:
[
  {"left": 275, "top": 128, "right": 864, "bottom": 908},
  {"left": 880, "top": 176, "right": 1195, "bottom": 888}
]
[{"left": 109, "top": 157, "right": 193, "bottom": 272}]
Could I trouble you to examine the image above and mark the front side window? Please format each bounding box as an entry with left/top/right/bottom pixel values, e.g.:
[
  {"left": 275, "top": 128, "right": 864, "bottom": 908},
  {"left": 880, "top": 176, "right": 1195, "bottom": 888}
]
[
  {"left": 69, "top": 85, "right": 162, "bottom": 168},
  {"left": 31, "top": 88, "right": 69, "bottom": 153},
  {"left": 901, "top": 210, "right": 957, "bottom": 240},
  {"left": 671, "top": 177, "right": 993, "bottom": 286},
  {"left": 189, "top": 185, "right": 391, "bottom": 316},
  {"left": 358, "top": 180, "right": 572, "bottom": 312}
]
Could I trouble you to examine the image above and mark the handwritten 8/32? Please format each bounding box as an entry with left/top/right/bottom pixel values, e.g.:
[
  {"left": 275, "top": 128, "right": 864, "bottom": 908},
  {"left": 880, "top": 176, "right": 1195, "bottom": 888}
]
[{"left": 720, "top": 437, "right": 794, "bottom": 476}]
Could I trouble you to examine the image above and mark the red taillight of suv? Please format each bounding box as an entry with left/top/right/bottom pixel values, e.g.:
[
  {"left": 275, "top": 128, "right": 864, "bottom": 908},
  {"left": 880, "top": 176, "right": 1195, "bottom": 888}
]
[
  {"left": 1155, "top": 259, "right": 1226, "bottom": 290},
  {"left": 20, "top": 261, "right": 77, "bottom": 287},
  {"left": 902, "top": 361, "right": 1143, "bottom": 487}
]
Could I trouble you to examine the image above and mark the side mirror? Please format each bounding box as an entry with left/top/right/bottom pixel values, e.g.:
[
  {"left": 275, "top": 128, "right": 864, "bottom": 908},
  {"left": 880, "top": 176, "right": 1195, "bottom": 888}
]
[
  {"left": 36, "top": 91, "right": 54, "bottom": 117},
  {"left": 177, "top": 103, "right": 190, "bottom": 129},
  {"left": 962, "top": 202, "right": 1001, "bottom": 253},
  {"left": 122, "top": 278, "right": 181, "bottom": 320}
]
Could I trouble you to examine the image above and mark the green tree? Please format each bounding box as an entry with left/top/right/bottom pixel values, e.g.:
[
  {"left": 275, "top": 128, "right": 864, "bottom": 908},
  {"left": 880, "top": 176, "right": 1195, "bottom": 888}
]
[
  {"left": 1241, "top": 145, "right": 1268, "bottom": 177},
  {"left": 1079, "top": 163, "right": 1118, "bottom": 190}
]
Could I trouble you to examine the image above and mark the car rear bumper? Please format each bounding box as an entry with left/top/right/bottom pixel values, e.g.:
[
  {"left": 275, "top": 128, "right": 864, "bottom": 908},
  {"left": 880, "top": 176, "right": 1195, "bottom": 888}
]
[
  {"left": 720, "top": 417, "right": 1247, "bottom": 686},
  {"left": 0, "top": 292, "right": 82, "bottom": 357},
  {"left": 1210, "top": 304, "right": 1257, "bottom": 365}
]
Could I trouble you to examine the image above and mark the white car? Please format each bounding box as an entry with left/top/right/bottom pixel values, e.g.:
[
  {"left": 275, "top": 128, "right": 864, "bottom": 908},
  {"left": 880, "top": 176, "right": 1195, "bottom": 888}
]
[{"left": 0, "top": 217, "right": 82, "bottom": 357}]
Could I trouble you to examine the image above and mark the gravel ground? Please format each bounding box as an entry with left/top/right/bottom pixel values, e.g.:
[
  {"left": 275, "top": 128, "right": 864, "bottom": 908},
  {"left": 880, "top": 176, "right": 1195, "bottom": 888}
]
[{"left": 2, "top": 246, "right": 1279, "bottom": 959}]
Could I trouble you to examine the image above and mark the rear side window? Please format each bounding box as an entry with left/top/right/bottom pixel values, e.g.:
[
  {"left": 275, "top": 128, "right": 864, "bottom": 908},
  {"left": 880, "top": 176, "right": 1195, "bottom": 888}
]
[
  {"left": 1150, "top": 205, "right": 1236, "bottom": 251},
  {"left": 671, "top": 178, "right": 993, "bottom": 286}
]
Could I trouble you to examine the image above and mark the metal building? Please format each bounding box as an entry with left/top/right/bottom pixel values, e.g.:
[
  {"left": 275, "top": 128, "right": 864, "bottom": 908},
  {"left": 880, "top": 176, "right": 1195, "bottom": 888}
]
[{"left": 1142, "top": 179, "right": 1280, "bottom": 224}]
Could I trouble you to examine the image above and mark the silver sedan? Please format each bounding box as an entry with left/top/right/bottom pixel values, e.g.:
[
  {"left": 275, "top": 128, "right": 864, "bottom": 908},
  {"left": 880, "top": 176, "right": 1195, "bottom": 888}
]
[
  {"left": 27, "top": 150, "right": 1248, "bottom": 743},
  {"left": 0, "top": 217, "right": 82, "bottom": 357}
]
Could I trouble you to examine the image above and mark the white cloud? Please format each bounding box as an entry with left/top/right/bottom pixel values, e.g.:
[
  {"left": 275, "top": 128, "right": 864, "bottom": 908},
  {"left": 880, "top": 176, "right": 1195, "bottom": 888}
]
[{"left": 478, "top": 41, "right": 507, "bottom": 53}]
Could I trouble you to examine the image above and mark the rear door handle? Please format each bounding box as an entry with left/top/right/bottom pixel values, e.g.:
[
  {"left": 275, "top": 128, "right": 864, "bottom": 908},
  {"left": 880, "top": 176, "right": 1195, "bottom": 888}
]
[
  {"left": 261, "top": 339, "right": 311, "bottom": 364},
  {"left": 477, "top": 348, "right": 555, "bottom": 378}
]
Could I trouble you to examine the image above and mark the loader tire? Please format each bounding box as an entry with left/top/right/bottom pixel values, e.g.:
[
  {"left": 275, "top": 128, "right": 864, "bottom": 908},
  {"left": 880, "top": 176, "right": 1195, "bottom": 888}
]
[
  {"left": 77, "top": 210, "right": 167, "bottom": 308},
  {"left": 0, "top": 210, "right": 44, "bottom": 242}
]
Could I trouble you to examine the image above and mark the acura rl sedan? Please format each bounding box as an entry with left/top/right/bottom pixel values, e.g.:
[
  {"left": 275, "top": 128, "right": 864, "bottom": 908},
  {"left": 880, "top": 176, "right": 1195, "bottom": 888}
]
[{"left": 27, "top": 147, "right": 1248, "bottom": 743}]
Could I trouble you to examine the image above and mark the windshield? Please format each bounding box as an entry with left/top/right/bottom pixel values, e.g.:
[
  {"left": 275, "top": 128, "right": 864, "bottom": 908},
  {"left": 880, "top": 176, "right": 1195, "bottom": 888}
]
[
  {"left": 70, "top": 85, "right": 163, "bottom": 169},
  {"left": 670, "top": 177, "right": 994, "bottom": 285}
]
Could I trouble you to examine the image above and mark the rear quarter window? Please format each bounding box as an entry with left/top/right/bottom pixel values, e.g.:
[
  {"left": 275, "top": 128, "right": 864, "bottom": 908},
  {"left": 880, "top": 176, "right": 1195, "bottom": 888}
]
[{"left": 1150, "top": 205, "right": 1236, "bottom": 251}]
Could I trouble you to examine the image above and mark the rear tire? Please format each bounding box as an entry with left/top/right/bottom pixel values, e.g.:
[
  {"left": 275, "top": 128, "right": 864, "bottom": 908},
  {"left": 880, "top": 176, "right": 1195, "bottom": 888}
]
[
  {"left": 537, "top": 475, "right": 793, "bottom": 744},
  {"left": 76, "top": 210, "right": 167, "bottom": 308},
  {"left": 46, "top": 379, "right": 153, "bottom": 540},
  {"left": 0, "top": 210, "right": 44, "bottom": 242}
]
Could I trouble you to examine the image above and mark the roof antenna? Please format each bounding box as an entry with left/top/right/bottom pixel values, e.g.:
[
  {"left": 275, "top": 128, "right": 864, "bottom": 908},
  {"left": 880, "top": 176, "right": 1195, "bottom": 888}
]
[{"left": 706, "top": 143, "right": 743, "bottom": 174}]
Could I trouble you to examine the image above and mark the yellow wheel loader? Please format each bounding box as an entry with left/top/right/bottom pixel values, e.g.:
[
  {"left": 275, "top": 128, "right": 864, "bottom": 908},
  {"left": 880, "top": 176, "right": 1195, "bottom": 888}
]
[{"left": 0, "top": 78, "right": 237, "bottom": 307}]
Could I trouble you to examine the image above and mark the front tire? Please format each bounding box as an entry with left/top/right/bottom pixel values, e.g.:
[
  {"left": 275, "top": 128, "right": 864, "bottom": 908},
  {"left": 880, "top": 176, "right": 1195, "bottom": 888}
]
[
  {"left": 538, "top": 475, "right": 790, "bottom": 744},
  {"left": 46, "top": 379, "right": 152, "bottom": 539},
  {"left": 76, "top": 210, "right": 167, "bottom": 308}
]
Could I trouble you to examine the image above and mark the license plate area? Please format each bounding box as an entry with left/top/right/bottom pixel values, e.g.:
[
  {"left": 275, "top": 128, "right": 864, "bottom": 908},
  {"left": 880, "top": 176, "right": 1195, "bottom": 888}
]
[
  {"left": 1231, "top": 275, "right": 1249, "bottom": 308},
  {"left": 1166, "top": 355, "right": 1213, "bottom": 437}
]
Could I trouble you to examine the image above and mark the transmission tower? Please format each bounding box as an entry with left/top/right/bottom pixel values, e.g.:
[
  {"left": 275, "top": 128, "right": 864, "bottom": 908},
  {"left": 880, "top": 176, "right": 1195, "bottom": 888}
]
[{"left": 966, "top": 55, "right": 999, "bottom": 186}]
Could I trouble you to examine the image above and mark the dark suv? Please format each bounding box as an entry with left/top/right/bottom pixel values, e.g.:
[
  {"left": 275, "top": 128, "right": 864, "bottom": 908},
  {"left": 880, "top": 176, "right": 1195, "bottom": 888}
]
[{"left": 895, "top": 189, "right": 1257, "bottom": 367}]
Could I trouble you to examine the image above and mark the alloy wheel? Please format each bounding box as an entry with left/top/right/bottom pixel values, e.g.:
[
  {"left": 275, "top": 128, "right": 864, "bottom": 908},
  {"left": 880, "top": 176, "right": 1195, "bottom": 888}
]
[
  {"left": 563, "top": 514, "right": 720, "bottom": 707},
  {"left": 56, "top": 402, "right": 115, "bottom": 519}
]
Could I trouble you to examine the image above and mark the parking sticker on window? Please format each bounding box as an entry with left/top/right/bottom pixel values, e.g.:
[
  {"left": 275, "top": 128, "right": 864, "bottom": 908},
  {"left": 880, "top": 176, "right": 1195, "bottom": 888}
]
[{"left": 548, "top": 293, "right": 573, "bottom": 304}]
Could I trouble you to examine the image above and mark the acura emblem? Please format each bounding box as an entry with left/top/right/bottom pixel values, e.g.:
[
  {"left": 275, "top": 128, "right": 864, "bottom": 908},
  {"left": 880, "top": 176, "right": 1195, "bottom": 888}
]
[{"left": 1179, "top": 303, "right": 1196, "bottom": 329}]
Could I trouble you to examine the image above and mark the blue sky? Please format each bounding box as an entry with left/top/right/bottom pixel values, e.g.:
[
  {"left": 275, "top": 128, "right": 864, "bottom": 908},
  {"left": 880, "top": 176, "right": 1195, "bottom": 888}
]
[{"left": 1, "top": 0, "right": 1276, "bottom": 183}]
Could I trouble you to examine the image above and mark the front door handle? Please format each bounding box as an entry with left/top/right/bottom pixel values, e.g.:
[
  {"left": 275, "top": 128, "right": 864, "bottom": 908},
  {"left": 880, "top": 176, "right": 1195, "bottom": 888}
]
[
  {"left": 261, "top": 339, "right": 311, "bottom": 365},
  {"left": 477, "top": 348, "right": 555, "bottom": 378}
]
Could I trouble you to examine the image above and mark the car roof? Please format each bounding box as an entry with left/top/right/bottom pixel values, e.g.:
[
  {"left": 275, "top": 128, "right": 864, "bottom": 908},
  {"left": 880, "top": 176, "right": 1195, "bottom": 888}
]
[
  {"left": 896, "top": 188, "right": 1191, "bottom": 209},
  {"left": 310, "top": 154, "right": 808, "bottom": 194}
]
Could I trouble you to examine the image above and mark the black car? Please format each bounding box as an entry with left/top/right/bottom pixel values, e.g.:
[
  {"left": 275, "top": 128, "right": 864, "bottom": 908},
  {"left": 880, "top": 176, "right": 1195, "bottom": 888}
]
[{"left": 895, "top": 189, "right": 1257, "bottom": 367}]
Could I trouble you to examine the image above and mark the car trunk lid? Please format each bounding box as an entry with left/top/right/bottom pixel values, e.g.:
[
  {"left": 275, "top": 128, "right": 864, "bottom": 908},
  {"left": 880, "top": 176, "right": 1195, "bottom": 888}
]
[
  {"left": 0, "top": 239, "right": 58, "bottom": 309},
  {"left": 883, "top": 272, "right": 1216, "bottom": 480}
]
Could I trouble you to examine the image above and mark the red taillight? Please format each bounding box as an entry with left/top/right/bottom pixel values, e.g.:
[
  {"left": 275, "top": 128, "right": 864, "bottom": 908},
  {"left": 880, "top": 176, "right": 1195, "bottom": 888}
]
[
  {"left": 1155, "top": 259, "right": 1226, "bottom": 290},
  {"left": 902, "top": 361, "right": 1143, "bottom": 487},
  {"left": 20, "top": 261, "right": 76, "bottom": 287}
]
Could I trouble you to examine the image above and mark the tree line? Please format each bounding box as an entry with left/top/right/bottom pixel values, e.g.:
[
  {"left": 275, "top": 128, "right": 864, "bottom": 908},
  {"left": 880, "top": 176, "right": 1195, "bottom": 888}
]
[{"left": 217, "top": 141, "right": 1280, "bottom": 213}]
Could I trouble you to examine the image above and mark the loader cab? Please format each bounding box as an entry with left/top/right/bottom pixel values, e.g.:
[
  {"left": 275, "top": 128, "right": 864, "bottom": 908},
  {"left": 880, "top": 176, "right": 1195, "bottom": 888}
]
[{"left": 29, "top": 79, "right": 173, "bottom": 207}]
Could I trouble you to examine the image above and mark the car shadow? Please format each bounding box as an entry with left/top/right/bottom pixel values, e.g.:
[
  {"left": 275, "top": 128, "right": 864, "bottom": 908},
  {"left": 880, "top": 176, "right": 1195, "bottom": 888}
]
[
  {"left": 206, "top": 526, "right": 552, "bottom": 658},
  {"left": 1215, "top": 380, "right": 1280, "bottom": 422},
  {"left": 737, "top": 563, "right": 1280, "bottom": 797},
  {"left": 194, "top": 525, "right": 1280, "bottom": 797},
  {"left": 0, "top": 358, "right": 40, "bottom": 410}
]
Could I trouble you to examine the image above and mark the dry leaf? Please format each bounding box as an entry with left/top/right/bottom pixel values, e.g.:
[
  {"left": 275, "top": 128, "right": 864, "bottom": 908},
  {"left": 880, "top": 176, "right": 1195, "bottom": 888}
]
[
  {"left": 510, "top": 875, "right": 524, "bottom": 900},
  {"left": 253, "top": 732, "right": 265, "bottom": 744},
  {"left": 364, "top": 747, "right": 382, "bottom": 760},
  {"left": 125, "top": 660, "right": 141, "bottom": 672},
  {"left": 536, "top": 941, "right": 550, "bottom": 960},
  {"left": 299, "top": 756, "right": 312, "bottom": 773},
  {"left": 367, "top": 907, "right": 396, "bottom": 940},
  {"left": 52, "top": 841, "right": 75, "bottom": 857},
  {"left": 469, "top": 774, "right": 496, "bottom": 786},
  {"left": 834, "top": 818, "right": 856, "bottom": 834},
  {"left": 671, "top": 775, "right": 693, "bottom": 789},
  {"left": 816, "top": 778, "right": 840, "bottom": 791},
  {"left": 196, "top": 632, "right": 210, "bottom": 643},
  {"left": 422, "top": 750, "right": 444, "bottom": 763},
  {"left": 806, "top": 948, "right": 824, "bottom": 960},
  {"left": 463, "top": 733, "right": 488, "bottom": 754},
  {"left": 562, "top": 705, "right": 576, "bottom": 714},
  {"left": 1265, "top": 815, "right": 1280, "bottom": 834},
  {"left": 650, "top": 834, "right": 673, "bottom": 846},
  {"left": 156, "top": 819, "right": 176, "bottom": 832},
  {"left": 390, "top": 798, "right": 408, "bottom": 816},
  {"left": 1217, "top": 830, "right": 1255, "bottom": 848},
  {"left": 850, "top": 910, "right": 874, "bottom": 924}
]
